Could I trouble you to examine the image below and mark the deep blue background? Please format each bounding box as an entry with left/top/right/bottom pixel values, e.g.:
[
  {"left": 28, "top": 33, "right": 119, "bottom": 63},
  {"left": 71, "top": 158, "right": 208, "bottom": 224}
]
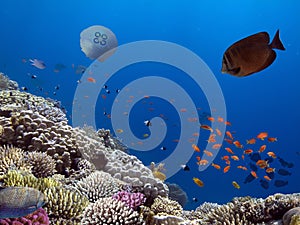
[{"left": 0, "top": 0, "right": 299, "bottom": 210}]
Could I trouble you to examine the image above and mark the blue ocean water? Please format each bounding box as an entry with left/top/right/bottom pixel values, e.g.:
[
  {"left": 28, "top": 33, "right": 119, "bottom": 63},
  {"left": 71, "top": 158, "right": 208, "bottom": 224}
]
[{"left": 0, "top": 0, "right": 299, "bottom": 210}]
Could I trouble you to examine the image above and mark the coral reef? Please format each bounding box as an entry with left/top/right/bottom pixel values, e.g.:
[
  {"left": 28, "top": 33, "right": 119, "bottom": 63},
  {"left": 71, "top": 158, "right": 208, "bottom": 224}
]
[
  {"left": 81, "top": 197, "right": 143, "bottom": 225},
  {"left": 72, "top": 170, "right": 124, "bottom": 202},
  {"left": 43, "top": 186, "right": 89, "bottom": 223},
  {"left": 150, "top": 196, "right": 183, "bottom": 217},
  {"left": 25, "top": 151, "right": 56, "bottom": 178},
  {"left": 112, "top": 190, "right": 146, "bottom": 210},
  {"left": 0, "top": 208, "right": 49, "bottom": 225},
  {"left": 0, "top": 72, "right": 18, "bottom": 91},
  {"left": 150, "top": 162, "right": 167, "bottom": 181},
  {"left": 0, "top": 145, "right": 32, "bottom": 175},
  {"left": 0, "top": 170, "right": 61, "bottom": 192}
]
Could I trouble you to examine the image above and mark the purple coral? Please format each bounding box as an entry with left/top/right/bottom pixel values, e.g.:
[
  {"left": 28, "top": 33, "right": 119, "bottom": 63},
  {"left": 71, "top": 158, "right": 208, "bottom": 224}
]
[
  {"left": 0, "top": 208, "right": 49, "bottom": 225},
  {"left": 112, "top": 191, "right": 146, "bottom": 210}
]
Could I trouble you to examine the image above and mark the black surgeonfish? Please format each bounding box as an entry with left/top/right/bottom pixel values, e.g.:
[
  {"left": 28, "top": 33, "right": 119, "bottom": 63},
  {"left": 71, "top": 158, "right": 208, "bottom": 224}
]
[{"left": 221, "top": 30, "right": 285, "bottom": 77}]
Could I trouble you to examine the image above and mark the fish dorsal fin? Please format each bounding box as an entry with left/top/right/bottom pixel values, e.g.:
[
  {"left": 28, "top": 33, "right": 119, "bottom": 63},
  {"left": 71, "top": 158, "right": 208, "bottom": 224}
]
[
  {"left": 233, "top": 32, "right": 270, "bottom": 46},
  {"left": 270, "top": 30, "right": 285, "bottom": 50}
]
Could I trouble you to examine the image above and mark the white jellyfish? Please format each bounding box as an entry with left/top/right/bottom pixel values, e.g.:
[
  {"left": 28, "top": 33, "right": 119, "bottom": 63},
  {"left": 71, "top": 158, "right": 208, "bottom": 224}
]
[{"left": 80, "top": 25, "right": 118, "bottom": 62}]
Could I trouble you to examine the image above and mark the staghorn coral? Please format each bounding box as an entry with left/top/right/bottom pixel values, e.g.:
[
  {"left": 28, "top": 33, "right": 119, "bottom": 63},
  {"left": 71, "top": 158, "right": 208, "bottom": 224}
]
[
  {"left": 150, "top": 196, "right": 183, "bottom": 217},
  {"left": 0, "top": 145, "right": 32, "bottom": 175},
  {"left": 0, "top": 170, "right": 61, "bottom": 192},
  {"left": 112, "top": 190, "right": 146, "bottom": 210},
  {"left": 0, "top": 208, "right": 49, "bottom": 225},
  {"left": 72, "top": 170, "right": 123, "bottom": 202},
  {"left": 25, "top": 151, "right": 56, "bottom": 178},
  {"left": 81, "top": 197, "right": 143, "bottom": 225},
  {"left": 43, "top": 186, "right": 89, "bottom": 223}
]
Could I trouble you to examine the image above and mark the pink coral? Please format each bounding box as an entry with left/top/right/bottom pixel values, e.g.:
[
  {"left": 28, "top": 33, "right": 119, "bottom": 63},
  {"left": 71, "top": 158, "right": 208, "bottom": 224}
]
[
  {"left": 0, "top": 208, "right": 49, "bottom": 225},
  {"left": 112, "top": 191, "right": 146, "bottom": 210}
]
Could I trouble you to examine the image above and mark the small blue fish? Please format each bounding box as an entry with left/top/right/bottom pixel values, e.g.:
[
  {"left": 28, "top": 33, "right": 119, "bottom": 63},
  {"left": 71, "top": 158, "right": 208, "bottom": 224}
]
[{"left": 0, "top": 186, "right": 45, "bottom": 218}]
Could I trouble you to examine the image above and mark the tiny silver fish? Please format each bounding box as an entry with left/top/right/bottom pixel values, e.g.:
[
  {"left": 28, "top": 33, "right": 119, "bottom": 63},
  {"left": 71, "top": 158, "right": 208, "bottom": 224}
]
[
  {"left": 29, "top": 59, "right": 46, "bottom": 69},
  {"left": 0, "top": 186, "right": 46, "bottom": 218}
]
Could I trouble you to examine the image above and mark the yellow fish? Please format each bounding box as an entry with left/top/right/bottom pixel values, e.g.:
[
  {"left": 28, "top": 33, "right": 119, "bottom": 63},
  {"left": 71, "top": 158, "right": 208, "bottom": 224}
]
[
  {"left": 232, "top": 181, "right": 240, "bottom": 189},
  {"left": 193, "top": 177, "right": 204, "bottom": 187}
]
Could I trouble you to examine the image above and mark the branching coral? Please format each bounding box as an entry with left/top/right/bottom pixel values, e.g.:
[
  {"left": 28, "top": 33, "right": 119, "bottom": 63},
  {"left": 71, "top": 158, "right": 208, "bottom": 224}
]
[
  {"left": 72, "top": 170, "right": 123, "bottom": 202},
  {"left": 25, "top": 151, "right": 56, "bottom": 178},
  {"left": 0, "top": 145, "right": 32, "bottom": 175},
  {"left": 43, "top": 186, "right": 89, "bottom": 223},
  {"left": 81, "top": 197, "right": 143, "bottom": 225},
  {"left": 0, "top": 170, "right": 61, "bottom": 192},
  {"left": 150, "top": 196, "right": 183, "bottom": 217}
]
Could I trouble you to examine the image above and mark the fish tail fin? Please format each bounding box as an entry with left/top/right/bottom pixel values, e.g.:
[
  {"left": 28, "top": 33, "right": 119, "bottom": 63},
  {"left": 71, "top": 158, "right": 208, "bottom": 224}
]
[{"left": 270, "top": 30, "right": 285, "bottom": 50}]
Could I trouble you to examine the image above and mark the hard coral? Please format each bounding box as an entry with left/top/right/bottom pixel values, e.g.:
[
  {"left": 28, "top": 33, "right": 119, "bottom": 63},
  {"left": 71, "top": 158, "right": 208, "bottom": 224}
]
[
  {"left": 0, "top": 145, "right": 32, "bottom": 175},
  {"left": 73, "top": 170, "right": 123, "bottom": 202},
  {"left": 112, "top": 190, "right": 146, "bottom": 210},
  {"left": 81, "top": 197, "right": 143, "bottom": 225},
  {"left": 0, "top": 208, "right": 49, "bottom": 225},
  {"left": 25, "top": 151, "right": 56, "bottom": 178},
  {"left": 151, "top": 196, "right": 183, "bottom": 217},
  {"left": 0, "top": 73, "right": 18, "bottom": 91},
  {"left": 283, "top": 207, "right": 300, "bottom": 225},
  {"left": 43, "top": 186, "right": 89, "bottom": 223}
]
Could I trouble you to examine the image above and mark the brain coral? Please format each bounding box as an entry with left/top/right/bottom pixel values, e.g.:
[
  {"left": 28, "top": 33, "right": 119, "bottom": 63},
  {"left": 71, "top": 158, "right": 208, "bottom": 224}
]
[{"left": 81, "top": 197, "right": 143, "bottom": 225}]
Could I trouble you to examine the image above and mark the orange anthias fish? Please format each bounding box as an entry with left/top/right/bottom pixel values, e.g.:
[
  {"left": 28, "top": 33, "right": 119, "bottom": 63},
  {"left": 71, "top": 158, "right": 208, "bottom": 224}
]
[
  {"left": 233, "top": 141, "right": 243, "bottom": 149},
  {"left": 212, "top": 143, "right": 222, "bottom": 149},
  {"left": 244, "top": 149, "right": 253, "bottom": 155},
  {"left": 250, "top": 171, "right": 258, "bottom": 179},
  {"left": 215, "top": 128, "right": 222, "bottom": 136},
  {"left": 231, "top": 155, "right": 239, "bottom": 161},
  {"left": 203, "top": 150, "right": 213, "bottom": 157},
  {"left": 221, "top": 30, "right": 285, "bottom": 77},
  {"left": 257, "top": 132, "right": 268, "bottom": 140},
  {"left": 256, "top": 160, "right": 269, "bottom": 169},
  {"left": 207, "top": 117, "right": 215, "bottom": 122},
  {"left": 267, "top": 137, "right": 278, "bottom": 142},
  {"left": 87, "top": 77, "right": 96, "bottom": 83},
  {"left": 222, "top": 155, "right": 230, "bottom": 161},
  {"left": 217, "top": 116, "right": 224, "bottom": 123},
  {"left": 223, "top": 165, "right": 231, "bottom": 173},
  {"left": 246, "top": 138, "right": 256, "bottom": 144},
  {"left": 225, "top": 121, "right": 232, "bottom": 126},
  {"left": 198, "top": 159, "right": 209, "bottom": 165},
  {"left": 193, "top": 177, "right": 204, "bottom": 187},
  {"left": 192, "top": 144, "right": 200, "bottom": 152},
  {"left": 258, "top": 144, "right": 267, "bottom": 153},
  {"left": 264, "top": 175, "right": 272, "bottom": 181},
  {"left": 200, "top": 125, "right": 213, "bottom": 132},
  {"left": 266, "top": 167, "right": 276, "bottom": 173},
  {"left": 267, "top": 151, "right": 277, "bottom": 158},
  {"left": 225, "top": 131, "right": 233, "bottom": 139},
  {"left": 207, "top": 134, "right": 216, "bottom": 143},
  {"left": 225, "top": 147, "right": 235, "bottom": 154},
  {"left": 237, "top": 165, "right": 248, "bottom": 171},
  {"left": 211, "top": 163, "right": 221, "bottom": 170},
  {"left": 196, "top": 156, "right": 201, "bottom": 161},
  {"left": 224, "top": 138, "right": 233, "bottom": 145}
]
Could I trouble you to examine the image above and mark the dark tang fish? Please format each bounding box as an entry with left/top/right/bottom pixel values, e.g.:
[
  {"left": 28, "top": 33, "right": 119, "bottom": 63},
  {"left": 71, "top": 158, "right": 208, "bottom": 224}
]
[
  {"left": 0, "top": 186, "right": 45, "bottom": 218},
  {"left": 221, "top": 30, "right": 285, "bottom": 77}
]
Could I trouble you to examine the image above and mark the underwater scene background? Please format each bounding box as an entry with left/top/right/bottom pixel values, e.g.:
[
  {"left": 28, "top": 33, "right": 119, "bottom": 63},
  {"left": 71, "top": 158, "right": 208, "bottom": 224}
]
[{"left": 0, "top": 0, "right": 300, "bottom": 217}]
